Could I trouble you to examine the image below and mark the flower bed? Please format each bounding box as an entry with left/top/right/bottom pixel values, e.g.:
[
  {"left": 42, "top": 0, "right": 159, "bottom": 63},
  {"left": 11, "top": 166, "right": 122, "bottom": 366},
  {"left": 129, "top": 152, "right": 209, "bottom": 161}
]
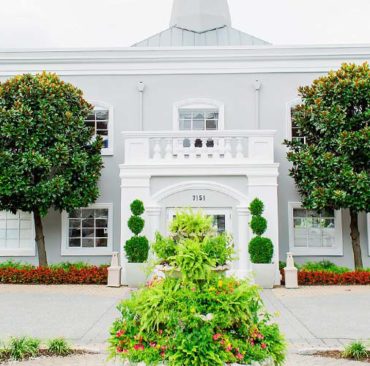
[
  {"left": 281, "top": 269, "right": 370, "bottom": 286},
  {"left": 0, "top": 266, "right": 108, "bottom": 285}
]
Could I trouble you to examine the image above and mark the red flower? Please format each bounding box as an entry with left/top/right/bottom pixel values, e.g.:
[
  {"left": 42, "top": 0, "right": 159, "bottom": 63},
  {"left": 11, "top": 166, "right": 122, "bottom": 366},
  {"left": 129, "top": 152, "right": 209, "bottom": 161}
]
[
  {"left": 116, "top": 330, "right": 125, "bottom": 338},
  {"left": 150, "top": 342, "right": 157, "bottom": 348},
  {"left": 226, "top": 345, "right": 233, "bottom": 352},
  {"left": 134, "top": 344, "right": 145, "bottom": 351},
  {"left": 261, "top": 343, "right": 267, "bottom": 349},
  {"left": 116, "top": 347, "right": 123, "bottom": 353},
  {"left": 213, "top": 333, "right": 222, "bottom": 341},
  {"left": 236, "top": 353, "right": 244, "bottom": 360}
]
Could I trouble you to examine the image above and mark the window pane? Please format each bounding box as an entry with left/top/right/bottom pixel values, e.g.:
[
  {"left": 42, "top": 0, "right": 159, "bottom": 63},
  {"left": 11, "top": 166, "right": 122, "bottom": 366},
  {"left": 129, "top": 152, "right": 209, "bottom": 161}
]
[
  {"left": 69, "top": 228, "right": 81, "bottom": 237},
  {"left": 179, "top": 112, "right": 191, "bottom": 119},
  {"left": 82, "top": 239, "right": 94, "bottom": 248},
  {"left": 86, "top": 113, "right": 96, "bottom": 121},
  {"left": 69, "top": 219, "right": 81, "bottom": 229},
  {"left": 97, "top": 121, "right": 108, "bottom": 130},
  {"left": 96, "top": 110, "right": 109, "bottom": 120},
  {"left": 82, "top": 219, "right": 94, "bottom": 228},
  {"left": 81, "top": 209, "right": 95, "bottom": 218},
  {"left": 69, "top": 238, "right": 81, "bottom": 248},
  {"left": 179, "top": 119, "right": 191, "bottom": 131},
  {"left": 96, "top": 238, "right": 108, "bottom": 247},
  {"left": 206, "top": 119, "right": 218, "bottom": 130},
  {"left": 193, "top": 119, "right": 204, "bottom": 130},
  {"left": 95, "top": 228, "right": 108, "bottom": 238},
  {"left": 95, "top": 209, "right": 108, "bottom": 218},
  {"left": 82, "top": 228, "right": 95, "bottom": 238}
]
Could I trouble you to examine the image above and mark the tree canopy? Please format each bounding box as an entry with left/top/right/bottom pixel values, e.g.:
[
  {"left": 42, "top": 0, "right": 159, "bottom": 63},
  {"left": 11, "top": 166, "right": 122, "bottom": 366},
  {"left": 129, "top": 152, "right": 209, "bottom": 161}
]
[{"left": 0, "top": 72, "right": 103, "bottom": 264}]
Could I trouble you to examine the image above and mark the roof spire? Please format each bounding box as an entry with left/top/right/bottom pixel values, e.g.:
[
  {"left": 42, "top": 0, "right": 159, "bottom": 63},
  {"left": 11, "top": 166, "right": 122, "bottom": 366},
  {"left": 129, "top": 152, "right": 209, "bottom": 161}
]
[{"left": 170, "top": 0, "right": 232, "bottom": 33}]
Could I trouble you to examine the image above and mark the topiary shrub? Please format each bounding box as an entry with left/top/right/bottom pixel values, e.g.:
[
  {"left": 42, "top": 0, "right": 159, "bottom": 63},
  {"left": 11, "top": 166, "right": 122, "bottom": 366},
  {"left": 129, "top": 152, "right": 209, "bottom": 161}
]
[
  {"left": 130, "top": 199, "right": 145, "bottom": 216},
  {"left": 249, "top": 237, "right": 274, "bottom": 264},
  {"left": 125, "top": 236, "right": 149, "bottom": 263},
  {"left": 124, "top": 199, "right": 149, "bottom": 263},
  {"left": 248, "top": 198, "right": 274, "bottom": 264}
]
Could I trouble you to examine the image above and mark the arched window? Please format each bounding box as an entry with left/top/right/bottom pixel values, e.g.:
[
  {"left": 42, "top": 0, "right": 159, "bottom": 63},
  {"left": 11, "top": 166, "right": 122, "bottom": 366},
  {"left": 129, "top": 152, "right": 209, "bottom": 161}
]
[
  {"left": 85, "top": 101, "right": 114, "bottom": 155},
  {"left": 286, "top": 98, "right": 306, "bottom": 144},
  {"left": 173, "top": 98, "right": 225, "bottom": 131}
]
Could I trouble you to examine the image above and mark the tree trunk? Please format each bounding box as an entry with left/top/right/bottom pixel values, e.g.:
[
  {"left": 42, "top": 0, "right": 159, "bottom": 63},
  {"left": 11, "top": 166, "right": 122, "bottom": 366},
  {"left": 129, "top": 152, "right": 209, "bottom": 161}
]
[
  {"left": 349, "top": 210, "right": 363, "bottom": 270},
  {"left": 33, "top": 209, "right": 48, "bottom": 267}
]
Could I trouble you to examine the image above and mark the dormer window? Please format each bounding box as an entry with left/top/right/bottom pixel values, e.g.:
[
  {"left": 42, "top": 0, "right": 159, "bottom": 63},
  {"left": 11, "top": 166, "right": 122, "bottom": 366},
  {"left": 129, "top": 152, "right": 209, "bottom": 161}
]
[{"left": 85, "top": 102, "right": 114, "bottom": 155}]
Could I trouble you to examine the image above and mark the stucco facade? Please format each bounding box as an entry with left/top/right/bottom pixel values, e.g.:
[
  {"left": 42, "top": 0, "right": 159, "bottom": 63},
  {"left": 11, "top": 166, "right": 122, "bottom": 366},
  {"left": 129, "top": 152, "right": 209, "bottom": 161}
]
[{"left": 0, "top": 0, "right": 369, "bottom": 276}]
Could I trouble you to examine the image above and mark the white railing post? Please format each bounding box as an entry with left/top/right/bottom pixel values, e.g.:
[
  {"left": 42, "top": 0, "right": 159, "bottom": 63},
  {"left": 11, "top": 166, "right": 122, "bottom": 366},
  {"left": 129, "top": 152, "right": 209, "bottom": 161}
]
[
  {"left": 153, "top": 138, "right": 161, "bottom": 160},
  {"left": 164, "top": 138, "right": 173, "bottom": 160},
  {"left": 224, "top": 137, "right": 232, "bottom": 159},
  {"left": 236, "top": 137, "right": 244, "bottom": 159}
]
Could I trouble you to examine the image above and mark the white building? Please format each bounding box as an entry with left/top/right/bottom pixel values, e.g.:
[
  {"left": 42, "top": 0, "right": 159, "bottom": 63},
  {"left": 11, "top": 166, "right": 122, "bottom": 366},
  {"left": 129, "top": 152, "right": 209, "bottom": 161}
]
[{"left": 0, "top": 0, "right": 369, "bottom": 283}]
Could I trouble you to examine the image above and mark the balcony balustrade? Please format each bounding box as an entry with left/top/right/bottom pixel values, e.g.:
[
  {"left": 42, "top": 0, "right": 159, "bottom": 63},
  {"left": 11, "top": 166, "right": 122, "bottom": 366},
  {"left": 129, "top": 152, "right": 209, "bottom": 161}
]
[{"left": 122, "top": 130, "right": 275, "bottom": 164}]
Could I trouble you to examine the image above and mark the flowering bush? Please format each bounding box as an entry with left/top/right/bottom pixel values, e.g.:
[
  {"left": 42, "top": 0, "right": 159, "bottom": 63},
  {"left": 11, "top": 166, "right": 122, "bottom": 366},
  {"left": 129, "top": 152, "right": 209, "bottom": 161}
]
[
  {"left": 109, "top": 210, "right": 286, "bottom": 365},
  {"left": 0, "top": 265, "right": 108, "bottom": 284},
  {"left": 281, "top": 269, "right": 370, "bottom": 286}
]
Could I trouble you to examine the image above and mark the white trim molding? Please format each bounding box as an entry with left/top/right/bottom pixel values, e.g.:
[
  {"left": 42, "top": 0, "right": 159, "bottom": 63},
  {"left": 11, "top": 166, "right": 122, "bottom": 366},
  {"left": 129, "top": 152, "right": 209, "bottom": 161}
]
[
  {"left": 173, "top": 98, "right": 225, "bottom": 130},
  {"left": 89, "top": 100, "right": 114, "bottom": 156},
  {"left": 61, "top": 203, "right": 113, "bottom": 256},
  {"left": 288, "top": 202, "right": 343, "bottom": 256},
  {"left": 0, "top": 211, "right": 36, "bottom": 257},
  {"left": 285, "top": 97, "right": 301, "bottom": 141}
]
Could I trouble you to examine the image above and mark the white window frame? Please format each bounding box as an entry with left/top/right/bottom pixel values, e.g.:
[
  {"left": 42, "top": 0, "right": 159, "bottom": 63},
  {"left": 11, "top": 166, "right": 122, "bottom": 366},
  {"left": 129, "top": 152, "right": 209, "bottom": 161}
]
[
  {"left": 173, "top": 98, "right": 225, "bottom": 131},
  {"left": 88, "top": 101, "right": 114, "bottom": 156},
  {"left": 286, "top": 98, "right": 306, "bottom": 143},
  {"left": 0, "top": 211, "right": 36, "bottom": 257},
  {"left": 61, "top": 203, "right": 113, "bottom": 256},
  {"left": 166, "top": 207, "right": 232, "bottom": 234},
  {"left": 288, "top": 202, "right": 343, "bottom": 256}
]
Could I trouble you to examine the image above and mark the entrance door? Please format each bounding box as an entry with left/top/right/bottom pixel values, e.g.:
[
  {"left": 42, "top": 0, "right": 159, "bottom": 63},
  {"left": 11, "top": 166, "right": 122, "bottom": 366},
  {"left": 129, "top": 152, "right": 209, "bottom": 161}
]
[{"left": 166, "top": 208, "right": 231, "bottom": 234}]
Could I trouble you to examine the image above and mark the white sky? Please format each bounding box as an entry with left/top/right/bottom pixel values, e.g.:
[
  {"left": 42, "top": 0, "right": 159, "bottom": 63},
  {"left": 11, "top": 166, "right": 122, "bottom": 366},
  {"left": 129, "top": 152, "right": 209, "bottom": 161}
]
[{"left": 1, "top": 0, "right": 370, "bottom": 49}]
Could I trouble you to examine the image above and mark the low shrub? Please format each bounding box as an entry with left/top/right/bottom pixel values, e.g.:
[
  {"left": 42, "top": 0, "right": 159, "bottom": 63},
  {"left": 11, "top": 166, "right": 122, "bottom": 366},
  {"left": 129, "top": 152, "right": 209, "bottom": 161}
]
[
  {"left": 47, "top": 338, "right": 72, "bottom": 356},
  {"left": 0, "top": 265, "right": 108, "bottom": 285},
  {"left": 342, "top": 341, "right": 369, "bottom": 360},
  {"left": 7, "top": 337, "right": 40, "bottom": 361},
  {"left": 0, "top": 260, "right": 34, "bottom": 270},
  {"left": 281, "top": 269, "right": 370, "bottom": 286},
  {"left": 299, "top": 261, "right": 351, "bottom": 274}
]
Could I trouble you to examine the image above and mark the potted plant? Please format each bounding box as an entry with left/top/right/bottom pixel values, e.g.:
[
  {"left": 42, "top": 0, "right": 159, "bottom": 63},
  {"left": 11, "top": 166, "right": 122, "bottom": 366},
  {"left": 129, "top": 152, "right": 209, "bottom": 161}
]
[
  {"left": 248, "top": 198, "right": 275, "bottom": 289},
  {"left": 109, "top": 210, "right": 286, "bottom": 366},
  {"left": 124, "top": 199, "right": 149, "bottom": 288},
  {"left": 153, "top": 209, "right": 234, "bottom": 278}
]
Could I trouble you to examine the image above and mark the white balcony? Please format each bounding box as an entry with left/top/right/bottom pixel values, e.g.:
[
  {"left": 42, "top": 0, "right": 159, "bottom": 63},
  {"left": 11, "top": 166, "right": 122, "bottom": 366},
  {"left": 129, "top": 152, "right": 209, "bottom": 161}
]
[{"left": 122, "top": 130, "right": 276, "bottom": 165}]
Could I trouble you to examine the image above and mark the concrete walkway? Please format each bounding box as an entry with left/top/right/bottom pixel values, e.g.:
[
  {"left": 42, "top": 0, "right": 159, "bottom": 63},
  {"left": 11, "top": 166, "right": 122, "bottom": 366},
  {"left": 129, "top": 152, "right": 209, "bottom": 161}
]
[{"left": 0, "top": 285, "right": 369, "bottom": 365}]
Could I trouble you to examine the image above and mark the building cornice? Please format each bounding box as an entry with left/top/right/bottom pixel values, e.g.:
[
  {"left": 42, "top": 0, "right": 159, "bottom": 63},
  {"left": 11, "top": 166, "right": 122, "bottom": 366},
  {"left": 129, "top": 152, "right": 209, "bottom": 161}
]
[{"left": 0, "top": 44, "right": 369, "bottom": 76}]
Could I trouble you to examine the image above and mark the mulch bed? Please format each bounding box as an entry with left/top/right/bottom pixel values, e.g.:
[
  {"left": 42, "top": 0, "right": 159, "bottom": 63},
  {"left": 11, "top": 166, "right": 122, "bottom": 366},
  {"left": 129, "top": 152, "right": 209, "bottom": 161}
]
[
  {"left": 313, "top": 350, "right": 370, "bottom": 363},
  {"left": 0, "top": 349, "right": 95, "bottom": 364}
]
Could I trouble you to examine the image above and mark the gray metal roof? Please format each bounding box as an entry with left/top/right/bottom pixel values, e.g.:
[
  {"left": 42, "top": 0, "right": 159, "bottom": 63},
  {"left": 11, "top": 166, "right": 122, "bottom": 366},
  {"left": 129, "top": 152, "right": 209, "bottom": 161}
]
[{"left": 132, "top": 26, "right": 270, "bottom": 47}]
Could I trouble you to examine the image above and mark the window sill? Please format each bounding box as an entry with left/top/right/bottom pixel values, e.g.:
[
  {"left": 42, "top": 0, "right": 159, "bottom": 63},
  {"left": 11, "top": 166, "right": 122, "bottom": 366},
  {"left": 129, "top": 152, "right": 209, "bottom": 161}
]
[
  {"left": 61, "top": 248, "right": 113, "bottom": 257},
  {"left": 0, "top": 249, "right": 36, "bottom": 257},
  {"left": 289, "top": 247, "right": 343, "bottom": 257},
  {"left": 102, "top": 148, "right": 113, "bottom": 156}
]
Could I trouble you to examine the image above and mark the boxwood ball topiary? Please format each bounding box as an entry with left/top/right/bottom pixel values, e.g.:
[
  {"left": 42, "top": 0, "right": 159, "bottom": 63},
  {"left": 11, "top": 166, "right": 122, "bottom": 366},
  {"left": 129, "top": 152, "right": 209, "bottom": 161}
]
[
  {"left": 250, "top": 216, "right": 267, "bottom": 236},
  {"left": 249, "top": 198, "right": 264, "bottom": 216},
  {"left": 128, "top": 216, "right": 145, "bottom": 235},
  {"left": 130, "top": 199, "right": 145, "bottom": 216},
  {"left": 124, "top": 236, "right": 149, "bottom": 263},
  {"left": 248, "top": 236, "right": 274, "bottom": 264}
]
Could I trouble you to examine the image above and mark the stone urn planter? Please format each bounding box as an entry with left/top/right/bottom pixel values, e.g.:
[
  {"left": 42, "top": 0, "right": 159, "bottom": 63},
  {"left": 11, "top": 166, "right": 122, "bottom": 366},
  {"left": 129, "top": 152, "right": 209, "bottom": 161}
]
[
  {"left": 125, "top": 262, "right": 148, "bottom": 288},
  {"left": 252, "top": 263, "right": 275, "bottom": 289},
  {"left": 156, "top": 264, "right": 230, "bottom": 279}
]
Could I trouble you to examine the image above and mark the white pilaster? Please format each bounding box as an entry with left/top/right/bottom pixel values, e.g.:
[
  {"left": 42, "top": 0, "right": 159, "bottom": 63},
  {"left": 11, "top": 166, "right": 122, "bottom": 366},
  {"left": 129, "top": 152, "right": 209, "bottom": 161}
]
[{"left": 236, "top": 206, "right": 251, "bottom": 279}]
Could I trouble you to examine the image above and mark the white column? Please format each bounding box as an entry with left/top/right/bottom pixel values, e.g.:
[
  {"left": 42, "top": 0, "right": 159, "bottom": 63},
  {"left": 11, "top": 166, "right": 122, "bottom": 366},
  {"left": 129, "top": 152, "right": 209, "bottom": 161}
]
[
  {"left": 248, "top": 174, "right": 280, "bottom": 285},
  {"left": 120, "top": 174, "right": 152, "bottom": 285},
  {"left": 236, "top": 207, "right": 251, "bottom": 279}
]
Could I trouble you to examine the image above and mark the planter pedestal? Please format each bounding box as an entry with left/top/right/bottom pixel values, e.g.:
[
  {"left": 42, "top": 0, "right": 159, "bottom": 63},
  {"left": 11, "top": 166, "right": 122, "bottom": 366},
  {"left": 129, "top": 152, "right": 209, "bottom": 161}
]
[
  {"left": 125, "top": 263, "right": 148, "bottom": 288},
  {"left": 252, "top": 263, "right": 275, "bottom": 289}
]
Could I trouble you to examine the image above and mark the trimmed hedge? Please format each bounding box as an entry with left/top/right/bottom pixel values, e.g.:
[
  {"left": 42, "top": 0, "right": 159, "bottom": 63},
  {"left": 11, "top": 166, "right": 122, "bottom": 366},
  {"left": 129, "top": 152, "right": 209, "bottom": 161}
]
[
  {"left": 0, "top": 266, "right": 108, "bottom": 285},
  {"left": 281, "top": 269, "right": 370, "bottom": 286}
]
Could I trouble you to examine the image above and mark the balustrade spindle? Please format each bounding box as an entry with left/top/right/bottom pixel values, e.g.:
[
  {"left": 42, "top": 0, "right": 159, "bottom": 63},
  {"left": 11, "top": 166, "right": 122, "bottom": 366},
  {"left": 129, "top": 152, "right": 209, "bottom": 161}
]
[
  {"left": 236, "top": 137, "right": 244, "bottom": 159},
  {"left": 224, "top": 138, "right": 232, "bottom": 159},
  {"left": 153, "top": 138, "right": 162, "bottom": 160},
  {"left": 164, "top": 138, "right": 173, "bottom": 160}
]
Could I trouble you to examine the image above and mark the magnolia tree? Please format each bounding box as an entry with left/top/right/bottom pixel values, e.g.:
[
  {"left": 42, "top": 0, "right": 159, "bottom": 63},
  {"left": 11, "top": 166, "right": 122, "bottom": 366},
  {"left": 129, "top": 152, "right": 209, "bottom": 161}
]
[
  {"left": 285, "top": 63, "right": 370, "bottom": 269},
  {"left": 0, "top": 72, "right": 103, "bottom": 266}
]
